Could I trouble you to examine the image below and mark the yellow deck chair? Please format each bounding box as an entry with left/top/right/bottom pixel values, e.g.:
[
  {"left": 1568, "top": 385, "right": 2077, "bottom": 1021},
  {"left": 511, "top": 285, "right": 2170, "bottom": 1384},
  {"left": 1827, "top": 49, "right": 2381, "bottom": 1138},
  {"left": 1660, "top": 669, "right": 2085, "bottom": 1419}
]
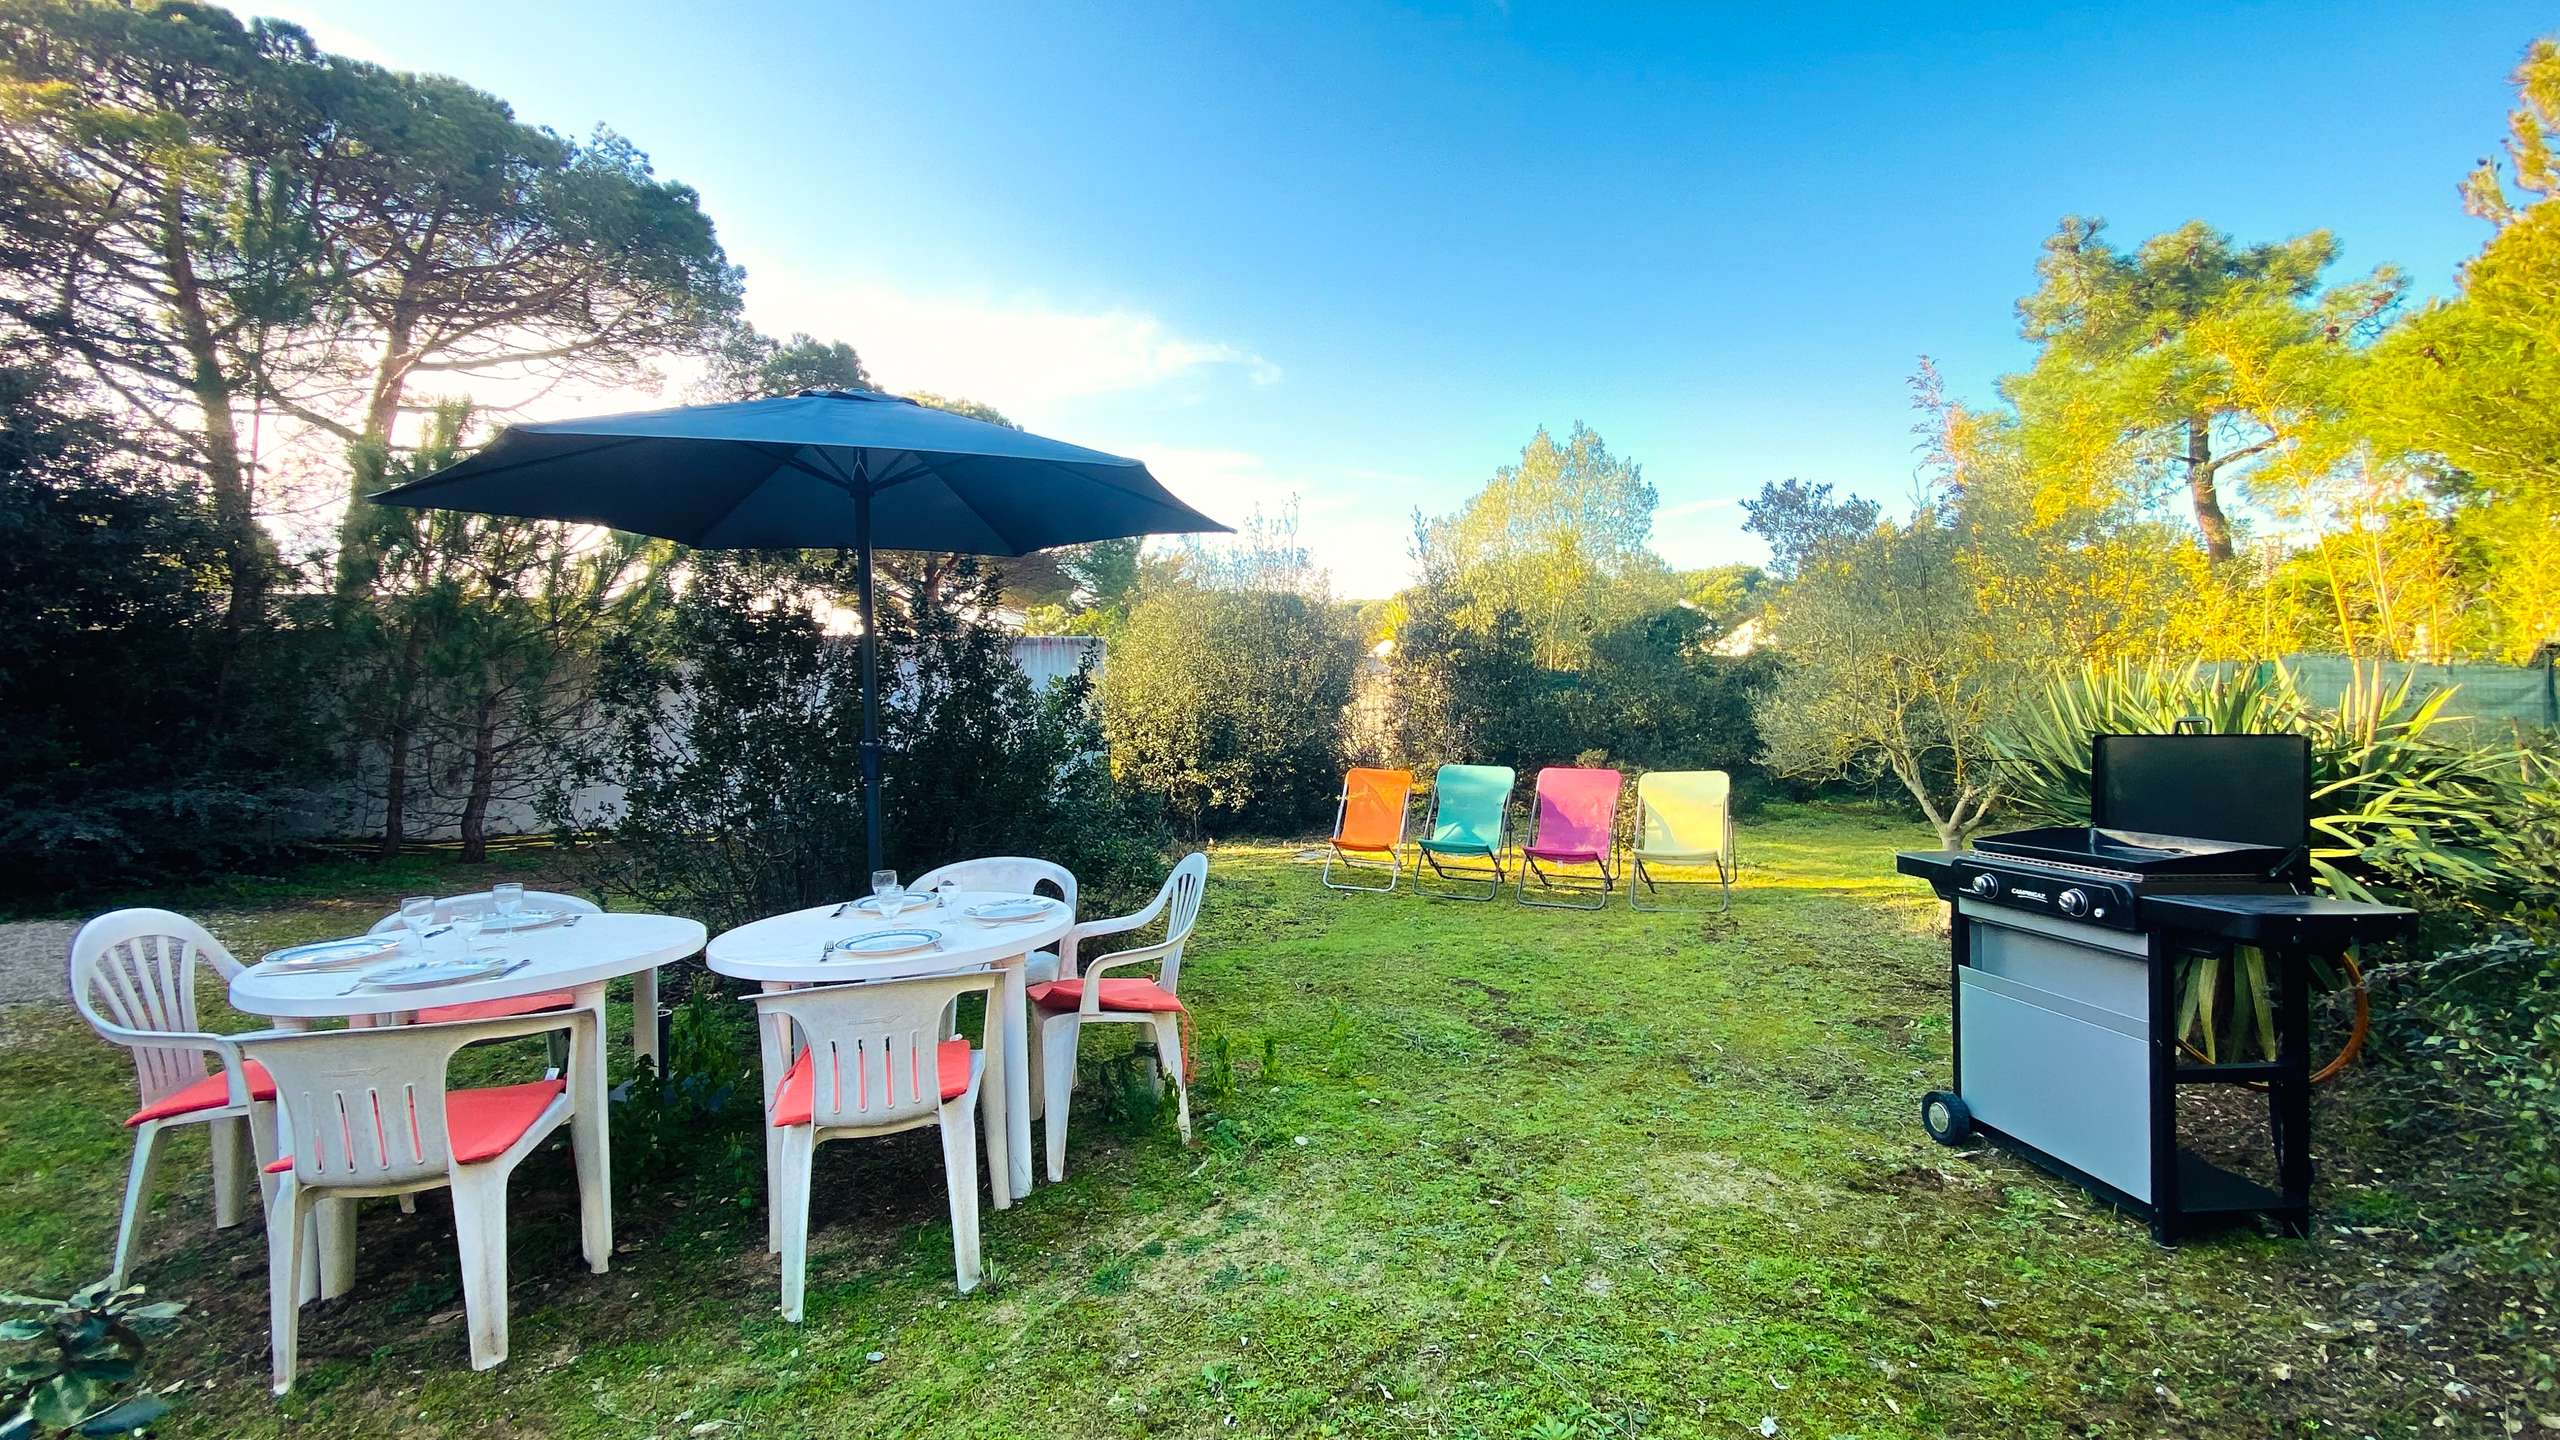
[
  {"left": 1323, "top": 768, "right": 1414, "bottom": 893},
  {"left": 1630, "top": 770, "right": 1737, "bottom": 912}
]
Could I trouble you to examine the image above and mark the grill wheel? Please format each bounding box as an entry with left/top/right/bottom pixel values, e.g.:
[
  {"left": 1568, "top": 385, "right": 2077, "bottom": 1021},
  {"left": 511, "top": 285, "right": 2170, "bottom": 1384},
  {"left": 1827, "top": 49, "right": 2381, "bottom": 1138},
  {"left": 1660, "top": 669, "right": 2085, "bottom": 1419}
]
[{"left": 1921, "top": 1090, "right": 1974, "bottom": 1145}]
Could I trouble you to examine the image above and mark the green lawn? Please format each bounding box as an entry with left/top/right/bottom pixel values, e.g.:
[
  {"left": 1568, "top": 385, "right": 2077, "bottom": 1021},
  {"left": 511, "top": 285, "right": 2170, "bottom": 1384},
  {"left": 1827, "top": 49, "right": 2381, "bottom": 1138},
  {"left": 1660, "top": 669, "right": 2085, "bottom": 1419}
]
[{"left": 0, "top": 806, "right": 2536, "bottom": 1437}]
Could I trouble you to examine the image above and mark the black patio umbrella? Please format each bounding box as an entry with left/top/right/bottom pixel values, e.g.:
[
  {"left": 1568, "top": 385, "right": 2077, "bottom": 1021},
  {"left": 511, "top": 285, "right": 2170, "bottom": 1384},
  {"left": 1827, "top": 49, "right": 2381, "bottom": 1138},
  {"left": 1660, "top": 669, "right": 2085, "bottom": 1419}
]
[{"left": 370, "top": 388, "right": 1227, "bottom": 873}]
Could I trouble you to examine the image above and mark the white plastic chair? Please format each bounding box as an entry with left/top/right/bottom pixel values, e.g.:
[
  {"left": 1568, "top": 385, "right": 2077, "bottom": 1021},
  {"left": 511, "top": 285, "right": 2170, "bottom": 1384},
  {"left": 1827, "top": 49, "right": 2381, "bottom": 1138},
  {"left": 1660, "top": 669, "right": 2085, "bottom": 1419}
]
[
  {"left": 1027, "top": 852, "right": 1209, "bottom": 1181},
  {"left": 754, "top": 970, "right": 1002, "bottom": 1317},
  {"left": 246, "top": 1006, "right": 606, "bottom": 1391},
  {"left": 365, "top": 891, "right": 600, "bottom": 1023},
  {"left": 907, "top": 857, "right": 1078, "bottom": 983},
  {"left": 68, "top": 909, "right": 282, "bottom": 1288}
]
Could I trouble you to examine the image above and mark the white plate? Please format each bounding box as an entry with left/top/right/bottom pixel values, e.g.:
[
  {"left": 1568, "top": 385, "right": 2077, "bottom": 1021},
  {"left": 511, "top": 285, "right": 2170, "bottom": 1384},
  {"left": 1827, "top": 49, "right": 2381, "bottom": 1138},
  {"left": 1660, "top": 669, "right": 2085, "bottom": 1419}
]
[
  {"left": 479, "top": 908, "right": 565, "bottom": 933},
  {"left": 827, "top": 928, "right": 943, "bottom": 958},
  {"left": 260, "top": 937, "right": 402, "bottom": 973},
  {"left": 963, "top": 897, "right": 1059, "bottom": 923},
  {"left": 849, "top": 893, "right": 935, "bottom": 917},
  {"left": 356, "top": 956, "right": 516, "bottom": 990}
]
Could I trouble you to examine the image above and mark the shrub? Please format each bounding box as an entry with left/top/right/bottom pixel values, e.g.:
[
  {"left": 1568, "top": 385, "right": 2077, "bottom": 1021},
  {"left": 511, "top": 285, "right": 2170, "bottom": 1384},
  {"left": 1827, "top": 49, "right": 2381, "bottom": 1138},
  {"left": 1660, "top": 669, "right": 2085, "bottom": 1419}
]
[
  {"left": 1101, "top": 586, "right": 1358, "bottom": 835},
  {"left": 1380, "top": 585, "right": 1773, "bottom": 785},
  {"left": 0, "top": 361, "right": 334, "bottom": 898},
  {"left": 563, "top": 553, "right": 1166, "bottom": 929},
  {"left": 881, "top": 562, "right": 1168, "bottom": 911},
  {"left": 2, "top": 1282, "right": 185, "bottom": 1436}
]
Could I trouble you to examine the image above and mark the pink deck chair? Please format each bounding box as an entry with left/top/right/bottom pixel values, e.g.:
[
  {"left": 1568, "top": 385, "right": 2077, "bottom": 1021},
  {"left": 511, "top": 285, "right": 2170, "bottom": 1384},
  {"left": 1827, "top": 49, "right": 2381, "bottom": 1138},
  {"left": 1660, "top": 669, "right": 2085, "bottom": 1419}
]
[{"left": 1515, "top": 766, "right": 1624, "bottom": 909}]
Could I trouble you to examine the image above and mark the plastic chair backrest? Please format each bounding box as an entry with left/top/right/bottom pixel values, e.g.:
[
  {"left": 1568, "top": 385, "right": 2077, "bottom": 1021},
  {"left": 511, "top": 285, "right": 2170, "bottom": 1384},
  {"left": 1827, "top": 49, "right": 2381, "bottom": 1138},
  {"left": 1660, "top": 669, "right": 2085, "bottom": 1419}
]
[
  {"left": 1530, "top": 767, "right": 1624, "bottom": 853},
  {"left": 1141, "top": 852, "right": 1211, "bottom": 993},
  {"left": 366, "top": 891, "right": 602, "bottom": 936},
  {"left": 245, "top": 1013, "right": 571, "bottom": 1188},
  {"left": 908, "top": 857, "right": 1077, "bottom": 914},
  {"left": 754, "top": 971, "right": 997, "bottom": 1130},
  {"left": 68, "top": 909, "right": 243, "bottom": 1110},
  {"left": 1428, "top": 764, "right": 1515, "bottom": 850},
  {"left": 1334, "top": 769, "right": 1412, "bottom": 852},
  {"left": 1637, "top": 771, "right": 1731, "bottom": 858}
]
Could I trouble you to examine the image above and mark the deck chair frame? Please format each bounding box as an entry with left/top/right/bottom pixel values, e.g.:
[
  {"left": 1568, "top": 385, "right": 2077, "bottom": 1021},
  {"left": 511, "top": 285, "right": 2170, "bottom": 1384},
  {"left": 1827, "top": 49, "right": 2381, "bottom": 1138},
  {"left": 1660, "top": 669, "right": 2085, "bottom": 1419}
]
[
  {"left": 1515, "top": 768, "right": 1624, "bottom": 911},
  {"left": 1322, "top": 769, "right": 1413, "bottom": 894},
  {"left": 1630, "top": 772, "right": 1738, "bottom": 913},
  {"left": 1413, "top": 764, "right": 1513, "bottom": 902}
]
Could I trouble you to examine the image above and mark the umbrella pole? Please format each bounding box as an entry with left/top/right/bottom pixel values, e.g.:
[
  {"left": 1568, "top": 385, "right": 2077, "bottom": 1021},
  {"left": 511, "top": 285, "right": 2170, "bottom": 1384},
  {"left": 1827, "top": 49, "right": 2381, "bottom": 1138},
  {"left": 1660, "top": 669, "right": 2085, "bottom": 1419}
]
[{"left": 855, "top": 474, "right": 885, "bottom": 876}]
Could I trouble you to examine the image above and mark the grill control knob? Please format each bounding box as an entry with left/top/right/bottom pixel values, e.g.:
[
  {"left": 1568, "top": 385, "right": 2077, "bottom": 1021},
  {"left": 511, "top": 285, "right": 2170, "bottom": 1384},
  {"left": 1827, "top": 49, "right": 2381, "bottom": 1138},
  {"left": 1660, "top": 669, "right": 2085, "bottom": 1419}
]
[
  {"left": 2058, "top": 888, "right": 2091, "bottom": 918},
  {"left": 1968, "top": 871, "right": 2000, "bottom": 897}
]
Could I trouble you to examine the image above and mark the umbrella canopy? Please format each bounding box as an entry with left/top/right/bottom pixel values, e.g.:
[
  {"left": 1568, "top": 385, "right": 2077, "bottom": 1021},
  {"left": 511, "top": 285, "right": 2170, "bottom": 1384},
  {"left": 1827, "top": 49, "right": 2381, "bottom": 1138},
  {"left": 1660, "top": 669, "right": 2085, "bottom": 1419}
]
[
  {"left": 367, "top": 388, "right": 1221, "bottom": 553},
  {"left": 369, "top": 388, "right": 1227, "bottom": 873}
]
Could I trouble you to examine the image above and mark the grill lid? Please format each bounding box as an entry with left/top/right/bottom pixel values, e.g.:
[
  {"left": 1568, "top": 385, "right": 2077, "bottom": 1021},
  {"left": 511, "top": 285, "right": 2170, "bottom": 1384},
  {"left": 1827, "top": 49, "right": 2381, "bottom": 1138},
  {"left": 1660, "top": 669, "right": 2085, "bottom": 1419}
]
[{"left": 2092, "top": 732, "right": 2310, "bottom": 851}]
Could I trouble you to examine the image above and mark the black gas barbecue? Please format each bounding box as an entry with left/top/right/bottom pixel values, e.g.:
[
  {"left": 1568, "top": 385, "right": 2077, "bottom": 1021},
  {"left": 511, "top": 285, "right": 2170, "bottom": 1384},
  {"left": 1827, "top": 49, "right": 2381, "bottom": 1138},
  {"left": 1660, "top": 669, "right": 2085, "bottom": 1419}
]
[{"left": 1897, "top": 729, "right": 2414, "bottom": 1243}]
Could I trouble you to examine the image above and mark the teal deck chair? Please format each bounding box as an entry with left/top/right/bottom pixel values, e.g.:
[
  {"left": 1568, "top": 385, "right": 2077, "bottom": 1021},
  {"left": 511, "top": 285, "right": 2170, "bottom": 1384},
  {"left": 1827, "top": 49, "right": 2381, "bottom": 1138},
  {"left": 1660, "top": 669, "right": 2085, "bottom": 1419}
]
[{"left": 1413, "top": 764, "right": 1514, "bottom": 901}]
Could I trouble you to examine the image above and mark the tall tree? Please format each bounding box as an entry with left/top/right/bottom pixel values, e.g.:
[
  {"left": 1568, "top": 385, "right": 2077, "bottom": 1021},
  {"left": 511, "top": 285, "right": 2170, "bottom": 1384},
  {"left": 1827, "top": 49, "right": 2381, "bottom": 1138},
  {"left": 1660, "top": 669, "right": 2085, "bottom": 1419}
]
[
  {"left": 2007, "top": 217, "right": 2402, "bottom": 561},
  {"left": 696, "top": 325, "right": 870, "bottom": 403},
  {"left": 301, "top": 60, "right": 740, "bottom": 586},
  {"left": 1417, "top": 423, "right": 1673, "bottom": 668},
  {"left": 288, "top": 68, "right": 737, "bottom": 445},
  {"left": 340, "top": 404, "right": 661, "bottom": 857},
  {"left": 2352, "top": 37, "right": 2560, "bottom": 658},
  {"left": 0, "top": 0, "right": 333, "bottom": 630},
  {"left": 1739, "top": 478, "right": 1879, "bottom": 579}
]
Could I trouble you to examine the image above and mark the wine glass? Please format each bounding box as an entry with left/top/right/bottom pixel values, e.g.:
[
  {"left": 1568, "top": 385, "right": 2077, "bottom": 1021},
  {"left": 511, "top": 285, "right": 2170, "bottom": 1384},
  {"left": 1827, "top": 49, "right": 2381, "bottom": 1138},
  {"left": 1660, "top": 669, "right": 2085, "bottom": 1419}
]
[
  {"left": 399, "top": 896, "right": 436, "bottom": 956},
  {"left": 491, "top": 882, "right": 524, "bottom": 927},
  {"left": 451, "top": 913, "right": 486, "bottom": 959},
  {"left": 870, "top": 869, "right": 902, "bottom": 914}
]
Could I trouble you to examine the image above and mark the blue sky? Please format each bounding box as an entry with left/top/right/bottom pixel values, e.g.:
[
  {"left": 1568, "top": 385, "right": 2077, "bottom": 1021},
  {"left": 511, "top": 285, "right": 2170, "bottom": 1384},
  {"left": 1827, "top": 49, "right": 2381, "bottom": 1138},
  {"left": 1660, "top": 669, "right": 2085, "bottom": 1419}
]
[{"left": 268, "top": 1, "right": 2549, "bottom": 596}]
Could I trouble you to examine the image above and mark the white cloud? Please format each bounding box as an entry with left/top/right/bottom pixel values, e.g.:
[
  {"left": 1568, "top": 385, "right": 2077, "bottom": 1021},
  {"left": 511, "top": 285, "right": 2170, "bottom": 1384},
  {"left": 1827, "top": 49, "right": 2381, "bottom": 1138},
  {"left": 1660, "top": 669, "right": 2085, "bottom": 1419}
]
[
  {"left": 741, "top": 273, "right": 1277, "bottom": 423},
  {"left": 1103, "top": 445, "right": 1419, "bottom": 598}
]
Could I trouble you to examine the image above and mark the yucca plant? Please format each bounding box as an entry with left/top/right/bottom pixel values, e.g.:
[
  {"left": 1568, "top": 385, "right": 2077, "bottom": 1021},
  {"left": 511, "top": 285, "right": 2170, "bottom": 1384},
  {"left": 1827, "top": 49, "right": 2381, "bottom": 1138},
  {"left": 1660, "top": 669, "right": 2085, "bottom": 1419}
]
[{"left": 1989, "top": 659, "right": 2513, "bottom": 1064}]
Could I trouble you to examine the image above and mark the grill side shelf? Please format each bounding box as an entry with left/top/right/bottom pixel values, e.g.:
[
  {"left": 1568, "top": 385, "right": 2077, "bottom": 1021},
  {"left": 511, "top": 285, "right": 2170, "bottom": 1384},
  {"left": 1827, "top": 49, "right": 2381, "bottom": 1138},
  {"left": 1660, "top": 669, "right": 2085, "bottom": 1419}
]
[{"left": 2142, "top": 893, "right": 2416, "bottom": 946}]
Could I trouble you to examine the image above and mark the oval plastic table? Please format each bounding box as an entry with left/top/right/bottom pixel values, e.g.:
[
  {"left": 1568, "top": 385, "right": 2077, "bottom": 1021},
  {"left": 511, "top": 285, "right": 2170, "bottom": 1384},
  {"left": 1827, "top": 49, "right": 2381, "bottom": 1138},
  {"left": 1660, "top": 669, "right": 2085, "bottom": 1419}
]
[
  {"left": 705, "top": 892, "right": 1072, "bottom": 1211},
  {"left": 229, "top": 912, "right": 707, "bottom": 1299}
]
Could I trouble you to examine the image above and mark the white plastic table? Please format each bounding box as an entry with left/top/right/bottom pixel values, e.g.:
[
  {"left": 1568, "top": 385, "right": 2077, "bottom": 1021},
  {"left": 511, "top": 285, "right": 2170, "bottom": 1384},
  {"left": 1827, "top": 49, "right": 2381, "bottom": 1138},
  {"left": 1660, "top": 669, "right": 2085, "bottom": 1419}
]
[
  {"left": 705, "top": 892, "right": 1072, "bottom": 1209},
  {"left": 230, "top": 912, "right": 706, "bottom": 1057},
  {"left": 228, "top": 912, "right": 707, "bottom": 1300}
]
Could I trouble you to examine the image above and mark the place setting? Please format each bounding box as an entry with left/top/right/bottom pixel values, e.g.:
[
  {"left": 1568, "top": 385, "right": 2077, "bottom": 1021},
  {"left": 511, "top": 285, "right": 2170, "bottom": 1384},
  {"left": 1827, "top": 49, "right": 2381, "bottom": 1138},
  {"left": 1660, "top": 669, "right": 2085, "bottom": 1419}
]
[{"left": 248, "top": 883, "right": 558, "bottom": 996}]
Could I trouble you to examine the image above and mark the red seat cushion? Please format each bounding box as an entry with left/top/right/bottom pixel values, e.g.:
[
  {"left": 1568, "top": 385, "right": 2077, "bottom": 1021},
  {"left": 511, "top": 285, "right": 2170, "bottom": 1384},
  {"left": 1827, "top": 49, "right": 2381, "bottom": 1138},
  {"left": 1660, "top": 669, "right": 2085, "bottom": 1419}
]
[
  {"left": 127, "top": 1061, "right": 277, "bottom": 1126},
  {"left": 445, "top": 1078, "right": 568, "bottom": 1164},
  {"left": 769, "top": 1040, "right": 973, "bottom": 1128},
  {"left": 1026, "top": 977, "right": 1187, "bottom": 1014},
  {"left": 414, "top": 991, "right": 576, "bottom": 1024},
  {"left": 265, "top": 1078, "right": 567, "bottom": 1172}
]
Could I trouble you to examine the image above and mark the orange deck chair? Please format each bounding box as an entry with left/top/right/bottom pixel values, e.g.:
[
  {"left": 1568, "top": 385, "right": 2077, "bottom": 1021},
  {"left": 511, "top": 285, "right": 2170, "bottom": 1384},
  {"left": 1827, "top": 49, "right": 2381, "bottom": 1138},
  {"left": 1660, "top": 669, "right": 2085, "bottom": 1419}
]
[{"left": 1323, "top": 767, "right": 1414, "bottom": 893}]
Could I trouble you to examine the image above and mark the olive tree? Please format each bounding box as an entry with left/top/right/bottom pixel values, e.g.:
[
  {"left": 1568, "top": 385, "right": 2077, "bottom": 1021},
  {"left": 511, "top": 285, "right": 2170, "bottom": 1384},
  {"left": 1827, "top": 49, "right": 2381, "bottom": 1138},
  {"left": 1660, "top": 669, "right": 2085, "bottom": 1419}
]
[{"left": 1753, "top": 511, "right": 2022, "bottom": 849}]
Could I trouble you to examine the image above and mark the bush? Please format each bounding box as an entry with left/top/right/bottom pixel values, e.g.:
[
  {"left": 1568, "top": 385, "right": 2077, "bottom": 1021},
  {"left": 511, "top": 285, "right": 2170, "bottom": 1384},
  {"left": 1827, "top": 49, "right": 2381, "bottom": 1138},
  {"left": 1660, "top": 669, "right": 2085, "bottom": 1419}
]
[
  {"left": 2, "top": 1282, "right": 185, "bottom": 1436},
  {"left": 0, "top": 361, "right": 334, "bottom": 898},
  {"left": 881, "top": 561, "right": 1168, "bottom": 911},
  {"left": 562, "top": 553, "right": 1166, "bottom": 929},
  {"left": 1380, "top": 584, "right": 1774, "bottom": 786},
  {"left": 1101, "top": 586, "right": 1358, "bottom": 835}
]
